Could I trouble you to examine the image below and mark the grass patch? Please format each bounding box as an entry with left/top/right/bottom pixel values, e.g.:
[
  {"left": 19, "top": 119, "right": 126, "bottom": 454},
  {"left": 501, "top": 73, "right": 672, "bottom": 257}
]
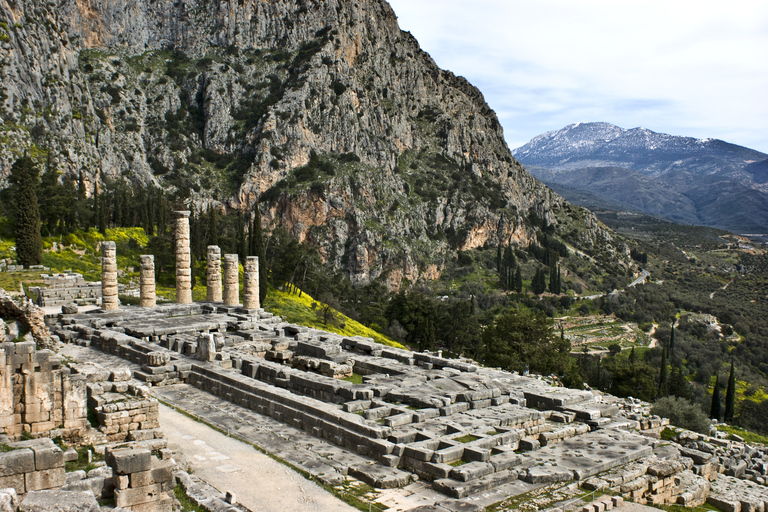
[
  {"left": 453, "top": 434, "right": 479, "bottom": 444},
  {"left": 264, "top": 287, "right": 405, "bottom": 349},
  {"left": 65, "top": 445, "right": 104, "bottom": 473},
  {"left": 342, "top": 373, "right": 364, "bottom": 385},
  {"left": 174, "top": 484, "right": 207, "bottom": 512},
  {"left": 660, "top": 427, "right": 678, "bottom": 441},
  {"left": 0, "top": 444, "right": 20, "bottom": 452},
  {"left": 449, "top": 459, "right": 467, "bottom": 467},
  {"left": 718, "top": 425, "right": 768, "bottom": 445},
  {"left": 658, "top": 504, "right": 720, "bottom": 512}
]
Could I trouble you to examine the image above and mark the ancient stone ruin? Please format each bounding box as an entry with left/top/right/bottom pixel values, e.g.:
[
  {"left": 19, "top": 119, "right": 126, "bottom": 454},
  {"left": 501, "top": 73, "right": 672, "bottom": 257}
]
[
  {"left": 4, "top": 221, "right": 768, "bottom": 511},
  {"left": 0, "top": 341, "right": 88, "bottom": 441}
]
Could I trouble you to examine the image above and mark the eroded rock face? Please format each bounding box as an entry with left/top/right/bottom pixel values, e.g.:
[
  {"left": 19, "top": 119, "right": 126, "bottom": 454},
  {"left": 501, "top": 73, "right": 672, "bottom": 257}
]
[
  {"left": 0, "top": 0, "right": 626, "bottom": 283},
  {"left": 0, "top": 289, "right": 52, "bottom": 349}
]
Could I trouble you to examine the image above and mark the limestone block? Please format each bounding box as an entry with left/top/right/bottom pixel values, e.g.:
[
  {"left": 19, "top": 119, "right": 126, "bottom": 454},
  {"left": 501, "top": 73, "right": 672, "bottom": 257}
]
[
  {"left": 450, "top": 462, "right": 494, "bottom": 482},
  {"left": 0, "top": 449, "right": 34, "bottom": 475},
  {"left": 10, "top": 439, "right": 63, "bottom": 470},
  {"left": 114, "top": 475, "right": 129, "bottom": 490},
  {"left": 129, "top": 470, "right": 153, "bottom": 489},
  {"left": 129, "top": 493, "right": 173, "bottom": 512},
  {"left": 24, "top": 468, "right": 66, "bottom": 492},
  {"left": 523, "top": 465, "right": 573, "bottom": 484},
  {"left": 18, "top": 490, "right": 100, "bottom": 512},
  {"left": 107, "top": 448, "right": 151, "bottom": 475},
  {"left": 196, "top": 334, "right": 217, "bottom": 362},
  {"left": 146, "top": 352, "right": 170, "bottom": 367},
  {"left": 0, "top": 488, "right": 18, "bottom": 512},
  {"left": 114, "top": 482, "right": 165, "bottom": 508},
  {"left": 0, "top": 475, "right": 24, "bottom": 495}
]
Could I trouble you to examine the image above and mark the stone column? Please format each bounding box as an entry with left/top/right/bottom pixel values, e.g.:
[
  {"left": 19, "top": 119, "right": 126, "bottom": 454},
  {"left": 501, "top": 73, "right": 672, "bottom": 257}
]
[
  {"left": 101, "top": 241, "right": 119, "bottom": 311},
  {"left": 206, "top": 246, "right": 222, "bottom": 302},
  {"left": 222, "top": 254, "right": 239, "bottom": 306},
  {"left": 174, "top": 211, "right": 192, "bottom": 304},
  {"left": 139, "top": 255, "right": 156, "bottom": 308},
  {"left": 243, "top": 256, "right": 260, "bottom": 310}
]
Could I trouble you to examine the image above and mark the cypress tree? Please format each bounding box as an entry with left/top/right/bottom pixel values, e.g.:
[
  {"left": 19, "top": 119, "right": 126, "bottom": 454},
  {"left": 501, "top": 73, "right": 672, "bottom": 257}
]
[
  {"left": 669, "top": 323, "right": 676, "bottom": 353},
  {"left": 710, "top": 374, "right": 722, "bottom": 421},
  {"left": 9, "top": 156, "right": 42, "bottom": 267},
  {"left": 725, "top": 360, "right": 736, "bottom": 423},
  {"left": 251, "top": 203, "right": 268, "bottom": 304},
  {"left": 208, "top": 207, "right": 218, "bottom": 247},
  {"left": 549, "top": 264, "right": 557, "bottom": 293},
  {"left": 658, "top": 348, "right": 669, "bottom": 398},
  {"left": 515, "top": 266, "right": 522, "bottom": 293}
]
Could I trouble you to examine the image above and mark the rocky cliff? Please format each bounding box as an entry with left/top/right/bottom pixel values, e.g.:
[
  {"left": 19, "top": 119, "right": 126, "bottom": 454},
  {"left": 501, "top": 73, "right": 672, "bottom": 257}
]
[{"left": 0, "top": 0, "right": 625, "bottom": 284}]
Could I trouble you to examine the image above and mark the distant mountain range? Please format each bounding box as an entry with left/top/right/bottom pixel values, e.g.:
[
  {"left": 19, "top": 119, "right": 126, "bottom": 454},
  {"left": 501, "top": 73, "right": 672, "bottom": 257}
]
[{"left": 513, "top": 122, "right": 768, "bottom": 234}]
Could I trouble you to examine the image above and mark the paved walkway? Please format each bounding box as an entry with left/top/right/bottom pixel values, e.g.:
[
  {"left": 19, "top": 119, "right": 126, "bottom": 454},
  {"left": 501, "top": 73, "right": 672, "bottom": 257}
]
[{"left": 159, "top": 403, "right": 357, "bottom": 512}]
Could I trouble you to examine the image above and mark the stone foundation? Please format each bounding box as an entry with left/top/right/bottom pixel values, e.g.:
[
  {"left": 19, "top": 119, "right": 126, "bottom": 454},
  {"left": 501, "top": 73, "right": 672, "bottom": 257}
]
[
  {"left": 106, "top": 446, "right": 175, "bottom": 511},
  {"left": 0, "top": 438, "right": 65, "bottom": 495}
]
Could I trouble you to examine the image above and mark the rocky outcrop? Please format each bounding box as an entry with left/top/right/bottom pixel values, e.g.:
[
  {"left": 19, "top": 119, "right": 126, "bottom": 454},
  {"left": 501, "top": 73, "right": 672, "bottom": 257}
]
[{"left": 0, "top": 0, "right": 626, "bottom": 283}]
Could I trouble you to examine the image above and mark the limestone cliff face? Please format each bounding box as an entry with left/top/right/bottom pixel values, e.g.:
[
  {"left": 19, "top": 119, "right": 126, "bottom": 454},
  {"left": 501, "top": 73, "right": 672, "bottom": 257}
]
[{"left": 0, "top": 0, "right": 624, "bottom": 284}]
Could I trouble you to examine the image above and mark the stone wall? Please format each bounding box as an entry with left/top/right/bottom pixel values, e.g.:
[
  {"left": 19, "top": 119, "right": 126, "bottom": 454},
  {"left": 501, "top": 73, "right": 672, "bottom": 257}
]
[
  {"left": 70, "top": 362, "right": 161, "bottom": 443},
  {"left": 0, "top": 438, "right": 65, "bottom": 495},
  {"left": 0, "top": 342, "right": 88, "bottom": 442},
  {"left": 28, "top": 273, "right": 101, "bottom": 307},
  {"left": 106, "top": 446, "right": 175, "bottom": 512}
]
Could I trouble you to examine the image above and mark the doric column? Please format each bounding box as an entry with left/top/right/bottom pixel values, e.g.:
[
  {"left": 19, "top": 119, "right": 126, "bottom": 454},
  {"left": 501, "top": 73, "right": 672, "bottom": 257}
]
[
  {"left": 222, "top": 254, "right": 239, "bottom": 306},
  {"left": 139, "top": 255, "right": 156, "bottom": 308},
  {"left": 243, "top": 256, "right": 259, "bottom": 310},
  {"left": 206, "top": 246, "right": 222, "bottom": 302},
  {"left": 101, "top": 241, "right": 118, "bottom": 311},
  {"left": 174, "top": 211, "right": 192, "bottom": 304}
]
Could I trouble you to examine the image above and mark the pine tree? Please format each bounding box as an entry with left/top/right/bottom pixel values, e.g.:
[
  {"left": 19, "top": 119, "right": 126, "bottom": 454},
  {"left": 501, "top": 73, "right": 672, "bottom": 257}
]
[
  {"left": 710, "top": 374, "right": 722, "bottom": 421},
  {"left": 658, "top": 348, "right": 669, "bottom": 398},
  {"left": 725, "top": 360, "right": 736, "bottom": 423},
  {"left": 9, "top": 156, "right": 42, "bottom": 267}
]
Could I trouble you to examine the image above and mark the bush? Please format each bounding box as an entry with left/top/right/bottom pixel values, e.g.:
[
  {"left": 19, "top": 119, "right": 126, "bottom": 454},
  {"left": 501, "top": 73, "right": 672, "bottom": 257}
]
[{"left": 651, "top": 396, "right": 711, "bottom": 434}]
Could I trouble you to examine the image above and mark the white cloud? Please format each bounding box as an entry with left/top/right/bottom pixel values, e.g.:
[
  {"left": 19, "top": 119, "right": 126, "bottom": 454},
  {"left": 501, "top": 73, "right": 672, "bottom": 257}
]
[{"left": 387, "top": 0, "right": 768, "bottom": 153}]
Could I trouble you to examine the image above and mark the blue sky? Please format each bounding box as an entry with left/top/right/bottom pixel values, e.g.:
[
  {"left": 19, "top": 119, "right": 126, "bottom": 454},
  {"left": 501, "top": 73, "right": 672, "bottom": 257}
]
[{"left": 387, "top": 0, "right": 768, "bottom": 154}]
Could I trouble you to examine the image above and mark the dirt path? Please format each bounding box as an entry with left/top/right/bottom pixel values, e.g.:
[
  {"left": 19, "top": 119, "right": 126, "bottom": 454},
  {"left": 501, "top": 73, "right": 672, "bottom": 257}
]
[
  {"left": 710, "top": 279, "right": 734, "bottom": 299},
  {"left": 159, "top": 404, "right": 357, "bottom": 512},
  {"left": 647, "top": 323, "right": 659, "bottom": 348}
]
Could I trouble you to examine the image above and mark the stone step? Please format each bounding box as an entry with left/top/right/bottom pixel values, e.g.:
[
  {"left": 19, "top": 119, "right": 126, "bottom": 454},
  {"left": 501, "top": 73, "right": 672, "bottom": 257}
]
[{"left": 432, "top": 469, "right": 519, "bottom": 499}]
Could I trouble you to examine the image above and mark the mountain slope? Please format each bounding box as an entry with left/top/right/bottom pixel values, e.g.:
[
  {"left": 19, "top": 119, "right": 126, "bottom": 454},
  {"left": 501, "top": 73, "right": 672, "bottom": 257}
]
[
  {"left": 0, "top": 1, "right": 627, "bottom": 284},
  {"left": 513, "top": 123, "right": 768, "bottom": 234}
]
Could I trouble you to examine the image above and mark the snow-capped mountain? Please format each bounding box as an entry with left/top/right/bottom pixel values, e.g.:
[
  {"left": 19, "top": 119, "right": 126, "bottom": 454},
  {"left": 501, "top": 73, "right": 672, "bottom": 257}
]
[{"left": 513, "top": 123, "right": 768, "bottom": 234}]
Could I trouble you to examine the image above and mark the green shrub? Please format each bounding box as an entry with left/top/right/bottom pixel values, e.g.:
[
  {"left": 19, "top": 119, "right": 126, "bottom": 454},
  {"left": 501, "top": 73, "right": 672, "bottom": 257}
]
[{"left": 651, "top": 396, "right": 711, "bottom": 434}]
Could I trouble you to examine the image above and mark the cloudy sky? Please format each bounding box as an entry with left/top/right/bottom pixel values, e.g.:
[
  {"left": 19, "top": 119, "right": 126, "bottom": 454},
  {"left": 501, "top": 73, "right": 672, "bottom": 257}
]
[{"left": 386, "top": 0, "right": 768, "bottom": 154}]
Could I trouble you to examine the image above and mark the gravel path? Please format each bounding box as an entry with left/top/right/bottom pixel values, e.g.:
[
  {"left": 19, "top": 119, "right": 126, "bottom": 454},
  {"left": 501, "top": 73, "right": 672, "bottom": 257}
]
[{"left": 159, "top": 403, "right": 358, "bottom": 512}]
